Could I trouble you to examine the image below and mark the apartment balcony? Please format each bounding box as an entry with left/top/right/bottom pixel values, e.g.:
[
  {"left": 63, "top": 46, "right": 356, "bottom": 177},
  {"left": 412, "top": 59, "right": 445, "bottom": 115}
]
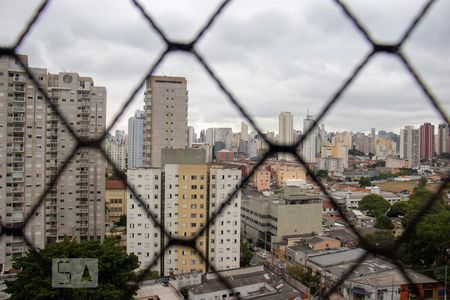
[
  {"left": 11, "top": 126, "right": 25, "bottom": 133},
  {"left": 12, "top": 96, "right": 25, "bottom": 102},
  {"left": 48, "top": 138, "right": 58, "bottom": 144},
  {"left": 12, "top": 136, "right": 24, "bottom": 142},
  {"left": 10, "top": 246, "right": 23, "bottom": 253},
  {"left": 11, "top": 145, "right": 24, "bottom": 153},
  {"left": 11, "top": 197, "right": 23, "bottom": 203},
  {"left": 11, "top": 105, "right": 25, "bottom": 112},
  {"left": 7, "top": 207, "right": 23, "bottom": 214},
  {"left": 9, "top": 156, "right": 24, "bottom": 163},
  {"left": 12, "top": 75, "right": 26, "bottom": 83},
  {"left": 13, "top": 85, "right": 25, "bottom": 92},
  {"left": 11, "top": 177, "right": 24, "bottom": 183},
  {"left": 10, "top": 186, "right": 24, "bottom": 193}
]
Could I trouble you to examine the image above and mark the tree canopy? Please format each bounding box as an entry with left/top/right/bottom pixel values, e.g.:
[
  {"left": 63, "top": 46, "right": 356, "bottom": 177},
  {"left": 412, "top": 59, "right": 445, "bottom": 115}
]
[
  {"left": 399, "top": 185, "right": 450, "bottom": 269},
  {"left": 387, "top": 201, "right": 408, "bottom": 217},
  {"left": 358, "top": 194, "right": 391, "bottom": 217},
  {"left": 358, "top": 177, "right": 372, "bottom": 188},
  {"left": 5, "top": 237, "right": 139, "bottom": 300},
  {"left": 375, "top": 215, "right": 394, "bottom": 230}
]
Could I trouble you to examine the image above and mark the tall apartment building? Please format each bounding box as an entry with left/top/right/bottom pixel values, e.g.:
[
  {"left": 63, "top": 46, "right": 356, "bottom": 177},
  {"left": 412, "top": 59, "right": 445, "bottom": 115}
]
[
  {"left": 278, "top": 112, "right": 294, "bottom": 161},
  {"left": 187, "top": 126, "right": 196, "bottom": 147},
  {"left": 126, "top": 168, "right": 162, "bottom": 272},
  {"left": 127, "top": 163, "right": 241, "bottom": 276},
  {"left": 143, "top": 76, "right": 188, "bottom": 168},
  {"left": 208, "top": 167, "right": 241, "bottom": 271},
  {"left": 0, "top": 55, "right": 106, "bottom": 270},
  {"left": 105, "top": 130, "right": 127, "bottom": 172},
  {"left": 163, "top": 164, "right": 208, "bottom": 275},
  {"left": 419, "top": 123, "right": 434, "bottom": 160},
  {"left": 302, "top": 113, "right": 317, "bottom": 163},
  {"left": 241, "top": 122, "right": 249, "bottom": 142},
  {"left": 437, "top": 123, "right": 449, "bottom": 155},
  {"left": 128, "top": 110, "right": 144, "bottom": 169},
  {"left": 400, "top": 126, "right": 420, "bottom": 169}
]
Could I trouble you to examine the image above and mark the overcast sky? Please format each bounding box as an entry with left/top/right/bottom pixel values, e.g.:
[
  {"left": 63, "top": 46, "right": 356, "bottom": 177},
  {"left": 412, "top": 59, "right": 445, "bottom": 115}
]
[{"left": 1, "top": 0, "right": 449, "bottom": 135}]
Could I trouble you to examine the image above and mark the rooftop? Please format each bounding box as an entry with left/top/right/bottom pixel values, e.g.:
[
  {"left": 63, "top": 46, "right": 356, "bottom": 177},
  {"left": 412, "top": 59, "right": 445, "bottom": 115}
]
[
  {"left": 308, "top": 248, "right": 366, "bottom": 268},
  {"left": 189, "top": 266, "right": 300, "bottom": 299},
  {"left": 105, "top": 180, "right": 127, "bottom": 190}
]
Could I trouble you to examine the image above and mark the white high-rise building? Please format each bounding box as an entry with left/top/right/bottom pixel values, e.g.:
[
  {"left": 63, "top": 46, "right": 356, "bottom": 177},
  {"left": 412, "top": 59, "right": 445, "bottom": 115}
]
[
  {"left": 400, "top": 126, "right": 420, "bottom": 169},
  {"left": 128, "top": 110, "right": 144, "bottom": 169},
  {"left": 241, "top": 122, "right": 249, "bottom": 142},
  {"left": 208, "top": 167, "right": 241, "bottom": 271},
  {"left": 302, "top": 114, "right": 317, "bottom": 163},
  {"left": 105, "top": 131, "right": 127, "bottom": 171},
  {"left": 126, "top": 168, "right": 162, "bottom": 272},
  {"left": 187, "top": 126, "right": 195, "bottom": 147},
  {"left": 278, "top": 112, "right": 294, "bottom": 161},
  {"left": 127, "top": 163, "right": 241, "bottom": 276},
  {"left": 143, "top": 76, "right": 188, "bottom": 168},
  {"left": 0, "top": 55, "right": 106, "bottom": 270}
]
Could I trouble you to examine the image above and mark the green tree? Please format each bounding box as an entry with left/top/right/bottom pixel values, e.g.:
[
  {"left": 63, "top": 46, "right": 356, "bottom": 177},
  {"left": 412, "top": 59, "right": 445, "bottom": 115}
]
[
  {"left": 375, "top": 215, "right": 394, "bottom": 230},
  {"left": 5, "top": 237, "right": 139, "bottom": 300},
  {"left": 418, "top": 176, "right": 427, "bottom": 189},
  {"left": 348, "top": 148, "right": 366, "bottom": 156},
  {"left": 287, "top": 265, "right": 321, "bottom": 295},
  {"left": 316, "top": 169, "right": 328, "bottom": 178},
  {"left": 240, "top": 242, "right": 253, "bottom": 267},
  {"left": 180, "top": 287, "right": 189, "bottom": 299},
  {"left": 114, "top": 214, "right": 127, "bottom": 227},
  {"left": 387, "top": 201, "right": 408, "bottom": 217},
  {"left": 358, "top": 194, "right": 391, "bottom": 217},
  {"left": 358, "top": 177, "right": 372, "bottom": 188},
  {"left": 363, "top": 231, "right": 395, "bottom": 250}
]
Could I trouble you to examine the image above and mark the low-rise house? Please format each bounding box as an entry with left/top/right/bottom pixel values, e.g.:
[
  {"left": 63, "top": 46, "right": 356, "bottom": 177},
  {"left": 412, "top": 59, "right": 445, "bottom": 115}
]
[
  {"left": 324, "top": 256, "right": 440, "bottom": 300},
  {"left": 188, "top": 266, "right": 301, "bottom": 300}
]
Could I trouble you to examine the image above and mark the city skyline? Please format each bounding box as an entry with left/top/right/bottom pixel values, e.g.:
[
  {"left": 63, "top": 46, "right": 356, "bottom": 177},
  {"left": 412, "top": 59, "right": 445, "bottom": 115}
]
[{"left": 1, "top": 0, "right": 448, "bottom": 134}]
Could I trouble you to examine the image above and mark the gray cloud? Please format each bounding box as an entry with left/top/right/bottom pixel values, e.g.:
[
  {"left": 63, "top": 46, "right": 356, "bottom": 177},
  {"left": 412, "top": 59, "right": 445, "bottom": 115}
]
[{"left": 1, "top": 0, "right": 448, "bottom": 135}]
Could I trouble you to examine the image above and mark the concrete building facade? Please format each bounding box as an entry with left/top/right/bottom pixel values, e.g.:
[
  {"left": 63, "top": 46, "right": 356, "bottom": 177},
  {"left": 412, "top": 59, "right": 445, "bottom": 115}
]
[
  {"left": 278, "top": 112, "right": 294, "bottom": 161},
  {"left": 208, "top": 167, "right": 241, "bottom": 271},
  {"left": 0, "top": 55, "right": 106, "bottom": 270},
  {"left": 128, "top": 110, "right": 144, "bottom": 169},
  {"left": 105, "top": 180, "right": 127, "bottom": 223},
  {"left": 143, "top": 76, "right": 188, "bottom": 168},
  {"left": 126, "top": 168, "right": 162, "bottom": 273},
  {"left": 419, "top": 122, "right": 434, "bottom": 160},
  {"left": 400, "top": 126, "right": 420, "bottom": 169},
  {"left": 302, "top": 114, "right": 317, "bottom": 163},
  {"left": 241, "top": 187, "right": 322, "bottom": 249}
]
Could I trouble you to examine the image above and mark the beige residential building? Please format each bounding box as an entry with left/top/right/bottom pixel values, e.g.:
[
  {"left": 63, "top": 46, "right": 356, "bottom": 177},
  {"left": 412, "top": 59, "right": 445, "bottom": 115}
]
[
  {"left": 127, "top": 162, "right": 242, "bottom": 276},
  {"left": 241, "top": 186, "right": 322, "bottom": 249},
  {"left": 143, "top": 76, "right": 188, "bottom": 168},
  {"left": 105, "top": 180, "right": 127, "bottom": 223},
  {"left": 278, "top": 112, "right": 294, "bottom": 161},
  {"left": 0, "top": 54, "right": 106, "bottom": 270},
  {"left": 253, "top": 169, "right": 271, "bottom": 191},
  {"left": 164, "top": 164, "right": 208, "bottom": 275}
]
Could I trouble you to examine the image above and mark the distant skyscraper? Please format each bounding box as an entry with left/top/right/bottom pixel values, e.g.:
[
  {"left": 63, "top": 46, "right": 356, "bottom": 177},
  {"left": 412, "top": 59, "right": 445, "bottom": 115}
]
[
  {"left": 437, "top": 123, "right": 449, "bottom": 155},
  {"left": 278, "top": 112, "right": 294, "bottom": 161},
  {"left": 400, "top": 126, "right": 420, "bottom": 168},
  {"left": 419, "top": 123, "right": 434, "bottom": 160},
  {"left": 302, "top": 113, "right": 317, "bottom": 163},
  {"left": 128, "top": 110, "right": 144, "bottom": 169},
  {"left": 143, "top": 76, "right": 188, "bottom": 168},
  {"left": 187, "top": 126, "right": 195, "bottom": 147},
  {"left": 241, "top": 122, "right": 249, "bottom": 142},
  {"left": 370, "top": 128, "right": 376, "bottom": 139},
  {"left": 105, "top": 130, "right": 127, "bottom": 171}
]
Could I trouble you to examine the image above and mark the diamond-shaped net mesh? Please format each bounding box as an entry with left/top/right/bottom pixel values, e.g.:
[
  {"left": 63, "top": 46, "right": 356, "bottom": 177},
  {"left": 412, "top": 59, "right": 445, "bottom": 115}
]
[{"left": 0, "top": 0, "right": 449, "bottom": 299}]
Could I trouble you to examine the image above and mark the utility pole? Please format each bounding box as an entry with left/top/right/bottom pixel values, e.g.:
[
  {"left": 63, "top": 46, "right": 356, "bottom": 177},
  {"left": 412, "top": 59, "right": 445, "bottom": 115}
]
[
  {"left": 445, "top": 264, "right": 447, "bottom": 300},
  {"left": 391, "top": 272, "right": 395, "bottom": 300}
]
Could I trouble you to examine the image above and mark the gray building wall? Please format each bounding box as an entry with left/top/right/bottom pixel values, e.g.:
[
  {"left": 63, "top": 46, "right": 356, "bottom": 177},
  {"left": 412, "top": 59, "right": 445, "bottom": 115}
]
[
  {"left": 144, "top": 76, "right": 188, "bottom": 168},
  {"left": 128, "top": 110, "right": 144, "bottom": 169}
]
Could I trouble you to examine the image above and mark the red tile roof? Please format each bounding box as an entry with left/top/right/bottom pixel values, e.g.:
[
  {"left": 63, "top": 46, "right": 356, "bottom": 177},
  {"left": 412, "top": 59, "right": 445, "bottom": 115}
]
[{"left": 105, "top": 180, "right": 127, "bottom": 189}]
